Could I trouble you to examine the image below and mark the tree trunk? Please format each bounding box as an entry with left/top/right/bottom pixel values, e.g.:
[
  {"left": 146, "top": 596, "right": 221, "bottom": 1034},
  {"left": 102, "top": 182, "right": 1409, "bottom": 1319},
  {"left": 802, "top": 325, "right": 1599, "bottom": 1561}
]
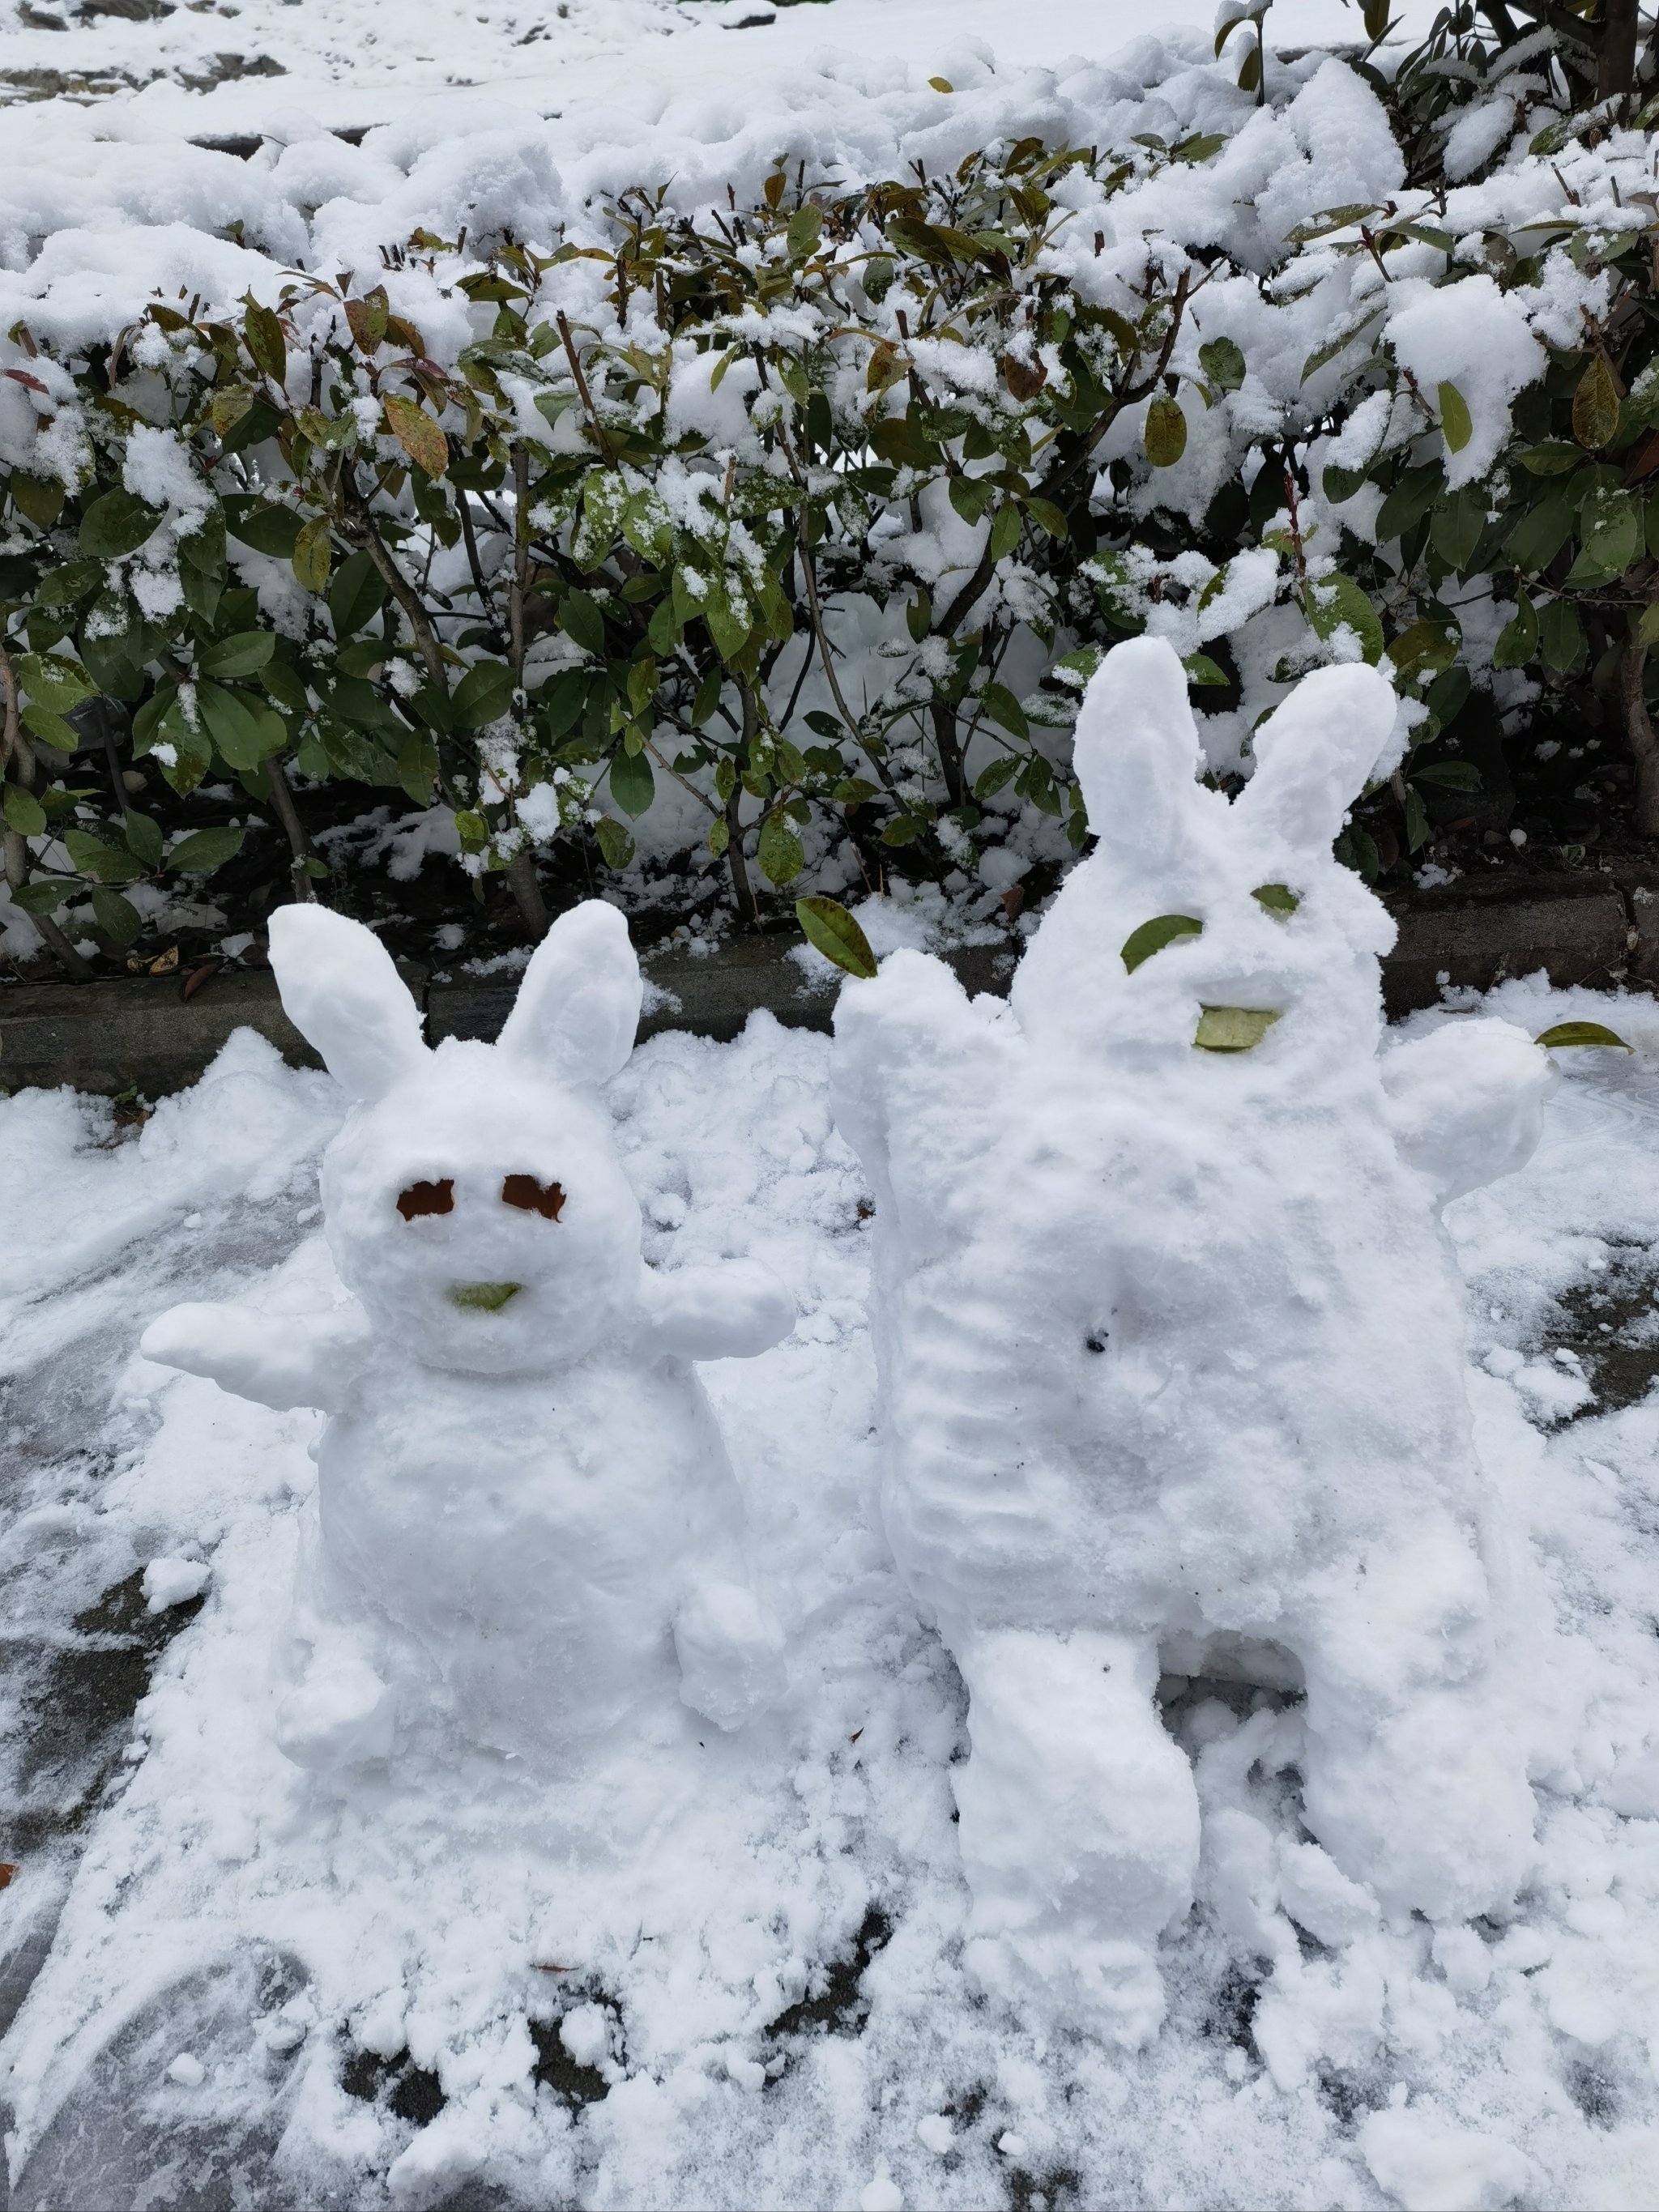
[
  {"left": 1621, "top": 629, "right": 1659, "bottom": 837},
  {"left": 265, "top": 758, "right": 318, "bottom": 904},
  {"left": 930, "top": 698, "right": 968, "bottom": 810},
  {"left": 506, "top": 845, "right": 549, "bottom": 940},
  {"left": 1599, "top": 0, "right": 1640, "bottom": 101}
]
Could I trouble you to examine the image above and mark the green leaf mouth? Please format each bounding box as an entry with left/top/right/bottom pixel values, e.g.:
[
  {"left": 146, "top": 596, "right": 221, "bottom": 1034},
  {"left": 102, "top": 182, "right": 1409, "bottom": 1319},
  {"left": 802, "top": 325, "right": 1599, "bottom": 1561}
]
[
  {"left": 1194, "top": 1005, "right": 1282, "bottom": 1052},
  {"left": 449, "top": 1281, "right": 524, "bottom": 1312}
]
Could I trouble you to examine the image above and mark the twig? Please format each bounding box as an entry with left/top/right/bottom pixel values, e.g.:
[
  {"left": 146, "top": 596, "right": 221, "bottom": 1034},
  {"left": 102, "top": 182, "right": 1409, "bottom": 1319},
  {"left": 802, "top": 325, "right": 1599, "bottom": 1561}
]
[
  {"left": 265, "top": 757, "right": 318, "bottom": 903},
  {"left": 557, "top": 312, "right": 616, "bottom": 466}
]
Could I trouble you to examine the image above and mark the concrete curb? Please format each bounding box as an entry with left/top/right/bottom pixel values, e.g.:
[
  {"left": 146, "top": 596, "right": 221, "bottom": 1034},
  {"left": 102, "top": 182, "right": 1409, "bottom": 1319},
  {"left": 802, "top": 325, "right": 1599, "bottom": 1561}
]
[{"left": 0, "top": 880, "right": 1648, "bottom": 1097}]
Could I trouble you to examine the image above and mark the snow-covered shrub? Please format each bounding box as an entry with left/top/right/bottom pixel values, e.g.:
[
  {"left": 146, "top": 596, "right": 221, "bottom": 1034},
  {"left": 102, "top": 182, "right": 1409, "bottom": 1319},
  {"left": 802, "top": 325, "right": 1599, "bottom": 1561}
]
[
  {"left": 2, "top": 17, "right": 1658, "bottom": 967},
  {"left": 139, "top": 900, "right": 795, "bottom": 1768},
  {"left": 832, "top": 633, "right": 1553, "bottom": 2045}
]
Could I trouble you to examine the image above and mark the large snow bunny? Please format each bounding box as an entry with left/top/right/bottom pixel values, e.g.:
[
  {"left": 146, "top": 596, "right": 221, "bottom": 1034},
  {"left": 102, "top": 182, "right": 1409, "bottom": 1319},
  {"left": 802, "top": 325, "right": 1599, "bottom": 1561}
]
[
  {"left": 143, "top": 901, "right": 794, "bottom": 1773},
  {"left": 834, "top": 637, "right": 1550, "bottom": 2044}
]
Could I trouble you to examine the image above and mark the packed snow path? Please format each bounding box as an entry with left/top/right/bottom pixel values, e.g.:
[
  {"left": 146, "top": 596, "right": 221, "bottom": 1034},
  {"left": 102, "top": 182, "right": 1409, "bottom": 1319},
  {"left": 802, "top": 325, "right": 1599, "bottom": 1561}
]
[{"left": 3, "top": 974, "right": 1659, "bottom": 2211}]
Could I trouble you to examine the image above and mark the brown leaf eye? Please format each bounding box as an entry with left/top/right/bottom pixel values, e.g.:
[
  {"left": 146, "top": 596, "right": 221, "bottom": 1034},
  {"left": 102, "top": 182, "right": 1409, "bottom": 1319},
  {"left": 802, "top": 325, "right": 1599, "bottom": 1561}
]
[
  {"left": 501, "top": 1174, "right": 565, "bottom": 1221},
  {"left": 397, "top": 1178, "right": 454, "bottom": 1221}
]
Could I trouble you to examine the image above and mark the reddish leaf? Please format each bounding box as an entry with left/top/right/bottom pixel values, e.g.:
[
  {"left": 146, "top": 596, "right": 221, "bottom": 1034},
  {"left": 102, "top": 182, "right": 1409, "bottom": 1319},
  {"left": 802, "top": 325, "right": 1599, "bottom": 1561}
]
[
  {"left": 501, "top": 1174, "right": 565, "bottom": 1221},
  {"left": 398, "top": 1178, "right": 454, "bottom": 1221}
]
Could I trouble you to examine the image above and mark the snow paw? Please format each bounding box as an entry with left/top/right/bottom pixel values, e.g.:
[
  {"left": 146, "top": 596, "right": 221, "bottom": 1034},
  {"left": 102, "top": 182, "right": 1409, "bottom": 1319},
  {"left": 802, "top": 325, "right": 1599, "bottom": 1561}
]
[
  {"left": 275, "top": 1644, "right": 395, "bottom": 1771},
  {"left": 964, "top": 1928, "right": 1167, "bottom": 2050},
  {"left": 674, "top": 1583, "right": 787, "bottom": 1732}
]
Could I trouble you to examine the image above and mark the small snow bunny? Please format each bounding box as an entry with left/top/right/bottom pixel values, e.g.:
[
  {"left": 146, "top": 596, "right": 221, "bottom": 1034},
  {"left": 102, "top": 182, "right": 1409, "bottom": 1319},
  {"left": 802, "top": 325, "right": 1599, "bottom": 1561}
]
[
  {"left": 142, "top": 901, "right": 794, "bottom": 1773},
  {"left": 834, "top": 637, "right": 1550, "bottom": 2044}
]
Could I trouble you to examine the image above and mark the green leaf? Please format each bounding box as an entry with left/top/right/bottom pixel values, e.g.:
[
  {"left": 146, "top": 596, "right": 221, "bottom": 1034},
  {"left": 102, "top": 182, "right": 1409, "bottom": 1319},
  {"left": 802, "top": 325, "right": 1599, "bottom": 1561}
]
[
  {"left": 1306, "top": 573, "right": 1384, "bottom": 664},
  {"left": 973, "top": 755, "right": 1020, "bottom": 801},
  {"left": 1122, "top": 912, "right": 1203, "bottom": 973},
  {"left": 2, "top": 784, "right": 47, "bottom": 836},
  {"left": 989, "top": 502, "right": 1022, "bottom": 560},
  {"left": 1412, "top": 761, "right": 1480, "bottom": 794},
  {"left": 90, "top": 887, "right": 143, "bottom": 945},
  {"left": 1534, "top": 1021, "right": 1632, "bottom": 1051},
  {"left": 243, "top": 297, "right": 288, "bottom": 387},
  {"left": 1193, "top": 1004, "right": 1281, "bottom": 1051},
  {"left": 1388, "top": 620, "right": 1458, "bottom": 680},
  {"left": 1539, "top": 598, "right": 1585, "bottom": 672},
  {"left": 330, "top": 549, "right": 388, "bottom": 636},
  {"left": 1171, "top": 131, "right": 1227, "bottom": 164},
  {"left": 906, "top": 590, "right": 932, "bottom": 644},
  {"left": 1025, "top": 497, "right": 1069, "bottom": 539},
  {"left": 9, "top": 473, "right": 64, "bottom": 529},
  {"left": 228, "top": 503, "right": 303, "bottom": 557},
  {"left": 608, "top": 744, "right": 655, "bottom": 818},
  {"left": 292, "top": 514, "right": 332, "bottom": 593},
  {"left": 165, "top": 825, "right": 245, "bottom": 873},
  {"left": 1183, "top": 652, "right": 1229, "bottom": 686},
  {"left": 451, "top": 658, "right": 515, "bottom": 729},
  {"left": 62, "top": 828, "right": 143, "bottom": 884},
  {"left": 1438, "top": 381, "right": 1473, "bottom": 455},
  {"left": 757, "top": 805, "right": 804, "bottom": 886},
  {"left": 199, "top": 630, "right": 276, "bottom": 681},
  {"left": 1374, "top": 463, "right": 1441, "bottom": 543},
  {"left": 17, "top": 652, "right": 94, "bottom": 711},
  {"left": 36, "top": 559, "right": 101, "bottom": 609},
  {"left": 795, "top": 894, "right": 878, "bottom": 980},
  {"left": 1198, "top": 336, "right": 1246, "bottom": 394},
  {"left": 980, "top": 682, "right": 1029, "bottom": 740},
  {"left": 1145, "top": 395, "right": 1187, "bottom": 467},
  {"left": 1404, "top": 782, "right": 1430, "bottom": 852},
  {"left": 1252, "top": 883, "right": 1299, "bottom": 914},
  {"left": 1505, "top": 494, "right": 1574, "bottom": 575},
  {"left": 8, "top": 876, "right": 75, "bottom": 914},
  {"left": 1567, "top": 487, "right": 1640, "bottom": 584},
  {"left": 1423, "top": 662, "right": 1471, "bottom": 729},
  {"left": 787, "top": 205, "right": 824, "bottom": 259},
  {"left": 1429, "top": 484, "right": 1486, "bottom": 574},
  {"left": 122, "top": 808, "right": 164, "bottom": 867},
  {"left": 949, "top": 475, "right": 993, "bottom": 525},
  {"left": 197, "top": 680, "right": 287, "bottom": 769},
  {"left": 1572, "top": 353, "right": 1621, "bottom": 450},
  {"left": 560, "top": 590, "right": 608, "bottom": 658},
  {"left": 1491, "top": 594, "right": 1538, "bottom": 669},
  {"left": 79, "top": 488, "right": 161, "bottom": 560},
  {"left": 1516, "top": 443, "right": 1580, "bottom": 475},
  {"left": 594, "top": 816, "right": 635, "bottom": 869},
  {"left": 23, "top": 705, "right": 79, "bottom": 752}
]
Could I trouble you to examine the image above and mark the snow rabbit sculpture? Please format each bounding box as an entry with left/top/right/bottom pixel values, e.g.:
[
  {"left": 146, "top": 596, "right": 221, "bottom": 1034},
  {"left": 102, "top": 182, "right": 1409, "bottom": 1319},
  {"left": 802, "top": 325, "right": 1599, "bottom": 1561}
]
[
  {"left": 142, "top": 901, "right": 794, "bottom": 1773},
  {"left": 834, "top": 636, "right": 1550, "bottom": 2044}
]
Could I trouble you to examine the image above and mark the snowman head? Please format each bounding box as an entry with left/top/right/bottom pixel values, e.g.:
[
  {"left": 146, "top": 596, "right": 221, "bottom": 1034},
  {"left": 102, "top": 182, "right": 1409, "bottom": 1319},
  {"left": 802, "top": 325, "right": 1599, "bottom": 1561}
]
[
  {"left": 270, "top": 901, "right": 644, "bottom": 1375},
  {"left": 1011, "top": 636, "right": 1402, "bottom": 1080}
]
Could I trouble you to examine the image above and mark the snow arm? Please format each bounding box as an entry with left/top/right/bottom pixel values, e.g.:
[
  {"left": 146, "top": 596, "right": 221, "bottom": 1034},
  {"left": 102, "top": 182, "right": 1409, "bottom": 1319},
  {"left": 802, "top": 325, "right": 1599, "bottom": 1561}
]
[
  {"left": 139, "top": 1300, "right": 374, "bottom": 1412},
  {"left": 831, "top": 947, "right": 1020, "bottom": 1263},
  {"left": 640, "top": 1259, "right": 795, "bottom": 1362},
  {"left": 1380, "top": 1019, "right": 1552, "bottom": 1207}
]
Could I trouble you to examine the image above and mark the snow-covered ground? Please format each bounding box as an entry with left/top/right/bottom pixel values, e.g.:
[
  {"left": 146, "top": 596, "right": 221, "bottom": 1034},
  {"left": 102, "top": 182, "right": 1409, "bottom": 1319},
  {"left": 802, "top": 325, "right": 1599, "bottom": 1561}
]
[
  {"left": 0, "top": 0, "right": 1421, "bottom": 136},
  {"left": 4, "top": 973, "right": 1659, "bottom": 2210}
]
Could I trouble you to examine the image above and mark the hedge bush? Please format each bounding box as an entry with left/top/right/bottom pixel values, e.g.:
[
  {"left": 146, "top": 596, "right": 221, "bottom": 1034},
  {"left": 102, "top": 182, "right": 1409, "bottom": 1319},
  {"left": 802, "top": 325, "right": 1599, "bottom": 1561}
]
[{"left": 2, "top": 6, "right": 1658, "bottom": 974}]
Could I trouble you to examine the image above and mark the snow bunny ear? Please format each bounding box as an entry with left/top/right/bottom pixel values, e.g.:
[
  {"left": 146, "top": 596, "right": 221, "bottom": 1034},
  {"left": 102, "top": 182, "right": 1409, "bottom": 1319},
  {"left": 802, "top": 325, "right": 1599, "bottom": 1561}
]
[
  {"left": 1237, "top": 663, "right": 1399, "bottom": 852},
  {"left": 496, "top": 900, "right": 642, "bottom": 1089},
  {"left": 267, "top": 905, "right": 428, "bottom": 1102},
  {"left": 1072, "top": 636, "right": 1217, "bottom": 863}
]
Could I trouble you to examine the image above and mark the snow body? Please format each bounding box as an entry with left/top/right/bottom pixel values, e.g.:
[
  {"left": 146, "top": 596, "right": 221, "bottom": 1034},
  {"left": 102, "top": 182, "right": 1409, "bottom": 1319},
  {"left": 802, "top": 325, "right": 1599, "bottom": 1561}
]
[
  {"left": 833, "top": 636, "right": 1551, "bottom": 2044},
  {"left": 141, "top": 901, "right": 793, "bottom": 1771}
]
